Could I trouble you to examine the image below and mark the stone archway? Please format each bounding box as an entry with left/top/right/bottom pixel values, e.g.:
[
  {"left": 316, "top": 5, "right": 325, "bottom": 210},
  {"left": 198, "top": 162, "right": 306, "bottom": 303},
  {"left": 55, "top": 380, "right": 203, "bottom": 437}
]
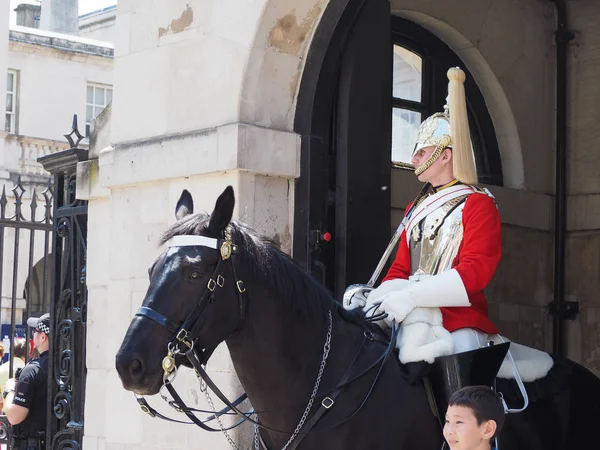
[
  {"left": 395, "top": 10, "right": 525, "bottom": 189},
  {"left": 239, "top": 0, "right": 329, "bottom": 131},
  {"left": 240, "top": 0, "right": 526, "bottom": 190}
]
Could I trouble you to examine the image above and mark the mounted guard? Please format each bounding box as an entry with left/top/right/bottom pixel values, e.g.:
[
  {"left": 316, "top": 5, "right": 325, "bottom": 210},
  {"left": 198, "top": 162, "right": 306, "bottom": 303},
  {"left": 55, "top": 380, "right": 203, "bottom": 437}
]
[
  {"left": 343, "top": 68, "right": 553, "bottom": 431},
  {"left": 345, "top": 67, "right": 502, "bottom": 361}
]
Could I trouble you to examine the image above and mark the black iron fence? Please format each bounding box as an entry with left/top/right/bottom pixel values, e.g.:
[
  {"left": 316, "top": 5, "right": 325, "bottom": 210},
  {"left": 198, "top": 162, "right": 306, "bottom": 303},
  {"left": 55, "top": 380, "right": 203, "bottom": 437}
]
[
  {"left": 39, "top": 116, "right": 89, "bottom": 450},
  {"left": 0, "top": 115, "right": 89, "bottom": 449},
  {"left": 0, "top": 176, "right": 53, "bottom": 445}
]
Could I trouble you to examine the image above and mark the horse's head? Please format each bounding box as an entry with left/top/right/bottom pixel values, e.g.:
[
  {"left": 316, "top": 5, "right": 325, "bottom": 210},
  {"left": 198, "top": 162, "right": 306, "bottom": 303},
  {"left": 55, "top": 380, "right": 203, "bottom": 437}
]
[{"left": 116, "top": 186, "right": 245, "bottom": 395}]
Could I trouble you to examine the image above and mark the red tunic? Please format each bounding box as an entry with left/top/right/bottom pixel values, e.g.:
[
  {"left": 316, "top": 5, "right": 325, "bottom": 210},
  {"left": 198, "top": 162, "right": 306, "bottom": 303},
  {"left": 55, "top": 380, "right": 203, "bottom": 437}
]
[{"left": 383, "top": 193, "right": 500, "bottom": 334}]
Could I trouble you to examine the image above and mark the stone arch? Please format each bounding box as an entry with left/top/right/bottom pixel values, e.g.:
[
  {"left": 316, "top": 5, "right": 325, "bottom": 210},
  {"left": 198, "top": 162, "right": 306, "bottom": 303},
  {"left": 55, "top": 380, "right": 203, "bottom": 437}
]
[
  {"left": 394, "top": 10, "right": 525, "bottom": 189},
  {"left": 239, "top": 0, "right": 329, "bottom": 131},
  {"left": 240, "top": 1, "right": 525, "bottom": 189},
  {"left": 393, "top": 10, "right": 525, "bottom": 189}
]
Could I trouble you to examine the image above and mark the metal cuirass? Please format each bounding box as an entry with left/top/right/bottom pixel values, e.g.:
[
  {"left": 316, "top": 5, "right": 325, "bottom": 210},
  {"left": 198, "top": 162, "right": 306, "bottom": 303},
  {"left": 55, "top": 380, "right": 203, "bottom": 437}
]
[{"left": 409, "top": 195, "right": 469, "bottom": 276}]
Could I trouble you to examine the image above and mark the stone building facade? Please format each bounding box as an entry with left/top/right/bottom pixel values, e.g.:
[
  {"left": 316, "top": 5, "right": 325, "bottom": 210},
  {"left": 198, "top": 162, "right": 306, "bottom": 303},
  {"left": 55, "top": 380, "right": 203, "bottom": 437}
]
[
  {"left": 0, "top": 2, "right": 113, "bottom": 332},
  {"left": 74, "top": 0, "right": 600, "bottom": 449}
]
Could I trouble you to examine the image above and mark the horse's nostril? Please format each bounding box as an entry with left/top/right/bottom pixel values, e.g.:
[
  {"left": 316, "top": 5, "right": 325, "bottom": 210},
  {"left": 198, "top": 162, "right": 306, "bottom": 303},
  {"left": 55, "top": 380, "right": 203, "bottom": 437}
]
[{"left": 130, "top": 357, "right": 144, "bottom": 380}]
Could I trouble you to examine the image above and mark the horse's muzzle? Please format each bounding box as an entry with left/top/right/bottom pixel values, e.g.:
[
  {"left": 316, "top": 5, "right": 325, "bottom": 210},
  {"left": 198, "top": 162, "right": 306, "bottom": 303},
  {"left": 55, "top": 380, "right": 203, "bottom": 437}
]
[{"left": 115, "top": 350, "right": 162, "bottom": 395}]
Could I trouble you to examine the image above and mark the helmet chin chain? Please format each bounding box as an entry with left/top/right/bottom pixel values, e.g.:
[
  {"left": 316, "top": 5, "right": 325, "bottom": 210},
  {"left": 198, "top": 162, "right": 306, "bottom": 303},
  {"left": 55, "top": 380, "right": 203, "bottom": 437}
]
[{"left": 414, "top": 135, "right": 452, "bottom": 177}]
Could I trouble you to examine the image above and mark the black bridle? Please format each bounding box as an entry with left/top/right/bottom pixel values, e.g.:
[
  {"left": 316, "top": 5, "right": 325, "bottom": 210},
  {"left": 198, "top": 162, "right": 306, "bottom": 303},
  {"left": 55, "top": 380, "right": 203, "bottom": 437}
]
[
  {"left": 138, "top": 228, "right": 247, "bottom": 358},
  {"left": 133, "top": 226, "right": 398, "bottom": 449},
  {"left": 134, "top": 227, "right": 250, "bottom": 431}
]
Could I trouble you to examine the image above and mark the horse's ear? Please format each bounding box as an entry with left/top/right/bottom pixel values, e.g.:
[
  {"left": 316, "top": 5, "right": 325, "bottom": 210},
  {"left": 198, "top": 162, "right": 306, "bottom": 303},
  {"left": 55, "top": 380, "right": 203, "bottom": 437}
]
[
  {"left": 175, "top": 190, "right": 194, "bottom": 220},
  {"left": 208, "top": 186, "right": 235, "bottom": 234}
]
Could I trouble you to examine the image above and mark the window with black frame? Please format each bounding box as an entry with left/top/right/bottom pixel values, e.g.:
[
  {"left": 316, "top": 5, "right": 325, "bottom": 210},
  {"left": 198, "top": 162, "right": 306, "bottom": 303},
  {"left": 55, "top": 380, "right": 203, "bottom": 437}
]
[
  {"left": 392, "top": 45, "right": 426, "bottom": 168},
  {"left": 391, "top": 17, "right": 503, "bottom": 186}
]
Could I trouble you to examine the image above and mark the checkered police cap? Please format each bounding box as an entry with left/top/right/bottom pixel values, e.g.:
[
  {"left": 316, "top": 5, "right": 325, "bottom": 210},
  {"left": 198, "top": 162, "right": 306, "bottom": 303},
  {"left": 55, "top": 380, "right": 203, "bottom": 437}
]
[{"left": 27, "top": 313, "right": 50, "bottom": 335}]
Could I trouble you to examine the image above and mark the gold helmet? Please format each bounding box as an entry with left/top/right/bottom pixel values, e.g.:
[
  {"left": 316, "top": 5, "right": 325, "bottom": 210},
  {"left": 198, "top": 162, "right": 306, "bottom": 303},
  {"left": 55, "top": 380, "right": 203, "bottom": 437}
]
[{"left": 412, "top": 67, "right": 477, "bottom": 186}]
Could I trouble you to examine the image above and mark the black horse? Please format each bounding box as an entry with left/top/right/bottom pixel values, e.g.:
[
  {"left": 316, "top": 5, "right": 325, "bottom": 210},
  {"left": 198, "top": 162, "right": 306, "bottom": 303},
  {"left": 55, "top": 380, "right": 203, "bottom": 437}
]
[{"left": 116, "top": 187, "right": 600, "bottom": 450}]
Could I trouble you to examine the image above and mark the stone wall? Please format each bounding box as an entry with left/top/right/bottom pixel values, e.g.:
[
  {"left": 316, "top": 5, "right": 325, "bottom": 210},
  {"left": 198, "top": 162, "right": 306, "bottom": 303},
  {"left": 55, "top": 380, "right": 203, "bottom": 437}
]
[
  {"left": 79, "top": 7, "right": 117, "bottom": 43},
  {"left": 80, "top": 126, "right": 299, "bottom": 450},
  {"left": 564, "top": 0, "right": 600, "bottom": 377},
  {"left": 80, "top": 2, "right": 302, "bottom": 448},
  {"left": 387, "top": 0, "right": 600, "bottom": 376}
]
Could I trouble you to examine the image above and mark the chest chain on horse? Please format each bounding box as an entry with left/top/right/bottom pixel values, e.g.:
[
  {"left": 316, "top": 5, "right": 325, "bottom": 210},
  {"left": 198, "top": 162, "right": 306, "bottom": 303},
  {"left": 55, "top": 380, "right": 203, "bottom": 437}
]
[{"left": 134, "top": 226, "right": 397, "bottom": 450}]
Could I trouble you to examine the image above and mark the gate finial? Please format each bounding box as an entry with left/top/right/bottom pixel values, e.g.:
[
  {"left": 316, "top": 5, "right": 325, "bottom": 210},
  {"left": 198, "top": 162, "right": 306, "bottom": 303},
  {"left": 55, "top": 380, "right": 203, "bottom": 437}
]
[{"left": 64, "top": 114, "right": 85, "bottom": 149}]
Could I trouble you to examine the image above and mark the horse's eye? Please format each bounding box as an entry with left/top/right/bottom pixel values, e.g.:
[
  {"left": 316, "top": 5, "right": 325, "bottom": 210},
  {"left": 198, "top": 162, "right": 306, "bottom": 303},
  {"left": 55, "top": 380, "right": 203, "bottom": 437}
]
[{"left": 190, "top": 271, "right": 200, "bottom": 280}]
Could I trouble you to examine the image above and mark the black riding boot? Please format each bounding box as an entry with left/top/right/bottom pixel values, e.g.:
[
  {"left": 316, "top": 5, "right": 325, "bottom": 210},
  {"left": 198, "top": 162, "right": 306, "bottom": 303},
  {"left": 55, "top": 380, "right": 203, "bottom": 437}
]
[{"left": 428, "top": 341, "right": 510, "bottom": 424}]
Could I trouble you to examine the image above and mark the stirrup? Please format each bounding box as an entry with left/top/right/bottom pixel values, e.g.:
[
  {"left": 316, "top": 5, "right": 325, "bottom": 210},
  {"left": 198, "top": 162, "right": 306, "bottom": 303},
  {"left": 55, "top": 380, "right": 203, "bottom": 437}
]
[{"left": 495, "top": 336, "right": 529, "bottom": 414}]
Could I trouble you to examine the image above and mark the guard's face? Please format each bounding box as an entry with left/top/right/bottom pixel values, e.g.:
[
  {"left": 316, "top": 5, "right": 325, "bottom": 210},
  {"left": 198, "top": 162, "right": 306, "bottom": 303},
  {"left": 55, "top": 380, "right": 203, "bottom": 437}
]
[
  {"left": 443, "top": 405, "right": 496, "bottom": 450},
  {"left": 411, "top": 146, "right": 434, "bottom": 166},
  {"left": 411, "top": 146, "right": 452, "bottom": 183}
]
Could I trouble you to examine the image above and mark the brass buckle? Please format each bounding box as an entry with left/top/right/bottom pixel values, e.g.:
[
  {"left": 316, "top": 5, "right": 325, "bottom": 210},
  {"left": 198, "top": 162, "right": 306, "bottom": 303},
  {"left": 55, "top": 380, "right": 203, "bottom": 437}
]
[
  {"left": 322, "top": 397, "right": 334, "bottom": 409},
  {"left": 236, "top": 280, "right": 246, "bottom": 293},
  {"left": 141, "top": 405, "right": 156, "bottom": 417},
  {"left": 207, "top": 278, "right": 217, "bottom": 292},
  {"left": 176, "top": 330, "right": 193, "bottom": 349},
  {"left": 176, "top": 329, "right": 188, "bottom": 342},
  {"left": 217, "top": 275, "right": 225, "bottom": 287},
  {"left": 169, "top": 401, "right": 184, "bottom": 413}
]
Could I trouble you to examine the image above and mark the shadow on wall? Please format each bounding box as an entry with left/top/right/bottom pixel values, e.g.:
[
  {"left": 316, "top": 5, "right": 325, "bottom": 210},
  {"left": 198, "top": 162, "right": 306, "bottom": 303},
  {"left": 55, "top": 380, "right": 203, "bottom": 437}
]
[{"left": 23, "top": 254, "right": 52, "bottom": 315}]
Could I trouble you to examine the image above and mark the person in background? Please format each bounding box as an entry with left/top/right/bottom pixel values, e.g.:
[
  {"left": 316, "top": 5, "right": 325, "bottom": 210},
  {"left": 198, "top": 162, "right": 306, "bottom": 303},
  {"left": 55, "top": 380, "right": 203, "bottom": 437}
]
[
  {"left": 3, "top": 314, "right": 50, "bottom": 450},
  {"left": 0, "top": 338, "right": 27, "bottom": 402}
]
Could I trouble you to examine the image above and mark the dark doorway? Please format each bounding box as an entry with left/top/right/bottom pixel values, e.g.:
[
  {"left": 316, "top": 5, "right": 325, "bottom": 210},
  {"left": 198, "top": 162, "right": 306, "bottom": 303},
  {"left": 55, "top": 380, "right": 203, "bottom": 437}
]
[{"left": 294, "top": 0, "right": 392, "bottom": 299}]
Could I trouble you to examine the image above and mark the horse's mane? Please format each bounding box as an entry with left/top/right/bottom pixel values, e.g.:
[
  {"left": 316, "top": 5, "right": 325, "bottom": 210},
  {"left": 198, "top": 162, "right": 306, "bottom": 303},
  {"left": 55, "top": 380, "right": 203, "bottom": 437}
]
[{"left": 160, "top": 213, "right": 366, "bottom": 323}]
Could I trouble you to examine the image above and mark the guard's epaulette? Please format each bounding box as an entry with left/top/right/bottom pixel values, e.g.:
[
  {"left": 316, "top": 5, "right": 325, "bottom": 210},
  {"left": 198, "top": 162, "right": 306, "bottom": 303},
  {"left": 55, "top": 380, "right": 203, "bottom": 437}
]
[{"left": 468, "top": 184, "right": 497, "bottom": 206}]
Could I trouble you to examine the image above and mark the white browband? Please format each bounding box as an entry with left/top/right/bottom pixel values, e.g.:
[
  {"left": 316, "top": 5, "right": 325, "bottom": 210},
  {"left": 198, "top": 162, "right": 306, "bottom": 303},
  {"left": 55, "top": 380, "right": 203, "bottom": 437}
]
[{"left": 166, "top": 235, "right": 219, "bottom": 249}]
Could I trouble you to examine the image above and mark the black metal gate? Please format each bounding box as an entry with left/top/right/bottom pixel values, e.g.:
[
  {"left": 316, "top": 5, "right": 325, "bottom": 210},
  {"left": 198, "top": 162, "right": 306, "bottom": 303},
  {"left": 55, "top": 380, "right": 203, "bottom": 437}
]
[
  {"left": 0, "top": 175, "right": 53, "bottom": 445},
  {"left": 0, "top": 116, "right": 88, "bottom": 449},
  {"left": 38, "top": 116, "right": 89, "bottom": 450}
]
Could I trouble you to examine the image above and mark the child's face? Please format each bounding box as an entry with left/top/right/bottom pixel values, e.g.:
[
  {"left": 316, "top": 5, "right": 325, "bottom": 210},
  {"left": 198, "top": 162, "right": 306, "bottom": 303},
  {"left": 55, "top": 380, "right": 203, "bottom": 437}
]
[{"left": 443, "top": 405, "right": 496, "bottom": 450}]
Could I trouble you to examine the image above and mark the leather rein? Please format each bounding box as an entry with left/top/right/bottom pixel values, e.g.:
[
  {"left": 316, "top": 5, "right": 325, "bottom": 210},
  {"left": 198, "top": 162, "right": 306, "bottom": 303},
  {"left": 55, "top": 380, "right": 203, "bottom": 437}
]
[{"left": 133, "top": 226, "right": 397, "bottom": 449}]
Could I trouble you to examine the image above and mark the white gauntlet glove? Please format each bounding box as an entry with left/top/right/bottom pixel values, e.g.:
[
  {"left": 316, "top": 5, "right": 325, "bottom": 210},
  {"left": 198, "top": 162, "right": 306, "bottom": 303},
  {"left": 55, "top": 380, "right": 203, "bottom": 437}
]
[
  {"left": 362, "top": 278, "right": 411, "bottom": 328},
  {"left": 364, "top": 279, "right": 411, "bottom": 312},
  {"left": 378, "top": 269, "right": 471, "bottom": 325}
]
